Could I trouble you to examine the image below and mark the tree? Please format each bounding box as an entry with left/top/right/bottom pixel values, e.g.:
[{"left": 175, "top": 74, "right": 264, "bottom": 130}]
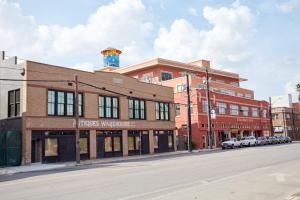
[{"left": 297, "top": 83, "right": 300, "bottom": 101}]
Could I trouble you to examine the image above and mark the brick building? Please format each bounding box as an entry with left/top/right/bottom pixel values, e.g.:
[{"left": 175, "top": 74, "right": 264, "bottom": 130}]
[
  {"left": 272, "top": 104, "right": 300, "bottom": 141},
  {"left": 0, "top": 51, "right": 176, "bottom": 165},
  {"left": 112, "top": 58, "right": 271, "bottom": 149}
]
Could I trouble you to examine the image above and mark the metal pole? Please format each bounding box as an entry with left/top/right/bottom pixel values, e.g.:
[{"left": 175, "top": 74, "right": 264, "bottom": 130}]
[
  {"left": 186, "top": 74, "right": 192, "bottom": 152},
  {"left": 139, "top": 131, "right": 142, "bottom": 156},
  {"left": 75, "top": 75, "right": 80, "bottom": 164},
  {"left": 269, "top": 97, "right": 274, "bottom": 136},
  {"left": 205, "top": 68, "right": 213, "bottom": 149},
  {"left": 291, "top": 108, "right": 296, "bottom": 140}
]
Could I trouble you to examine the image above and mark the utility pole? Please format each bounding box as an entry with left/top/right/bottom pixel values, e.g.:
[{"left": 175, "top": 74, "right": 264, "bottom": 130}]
[
  {"left": 75, "top": 75, "right": 80, "bottom": 164},
  {"left": 186, "top": 73, "right": 192, "bottom": 152},
  {"left": 269, "top": 97, "right": 274, "bottom": 136},
  {"left": 291, "top": 108, "right": 296, "bottom": 140},
  {"left": 205, "top": 68, "right": 213, "bottom": 149}
]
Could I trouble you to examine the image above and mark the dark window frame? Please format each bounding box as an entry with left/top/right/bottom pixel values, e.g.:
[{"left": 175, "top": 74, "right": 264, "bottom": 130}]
[
  {"left": 8, "top": 89, "right": 20, "bottom": 118},
  {"left": 155, "top": 102, "right": 170, "bottom": 121},
  {"left": 128, "top": 98, "right": 146, "bottom": 120},
  {"left": 161, "top": 71, "right": 173, "bottom": 81},
  {"left": 98, "top": 95, "right": 119, "bottom": 119},
  {"left": 47, "top": 89, "right": 83, "bottom": 117}
]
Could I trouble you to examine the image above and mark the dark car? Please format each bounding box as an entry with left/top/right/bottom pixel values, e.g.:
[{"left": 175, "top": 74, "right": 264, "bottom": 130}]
[
  {"left": 267, "top": 136, "right": 277, "bottom": 145},
  {"left": 283, "top": 136, "right": 292, "bottom": 143}
]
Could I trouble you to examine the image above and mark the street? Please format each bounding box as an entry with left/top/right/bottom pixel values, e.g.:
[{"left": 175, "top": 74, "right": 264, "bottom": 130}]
[{"left": 1, "top": 143, "right": 300, "bottom": 200}]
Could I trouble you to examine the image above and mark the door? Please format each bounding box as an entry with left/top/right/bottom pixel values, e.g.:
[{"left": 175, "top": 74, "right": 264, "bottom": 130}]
[
  {"left": 59, "top": 136, "right": 76, "bottom": 162},
  {"left": 96, "top": 135, "right": 105, "bottom": 158},
  {"left": 141, "top": 133, "right": 149, "bottom": 154},
  {"left": 158, "top": 134, "right": 169, "bottom": 152}
]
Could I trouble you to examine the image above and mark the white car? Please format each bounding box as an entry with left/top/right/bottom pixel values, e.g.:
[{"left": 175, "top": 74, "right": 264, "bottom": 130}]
[
  {"left": 241, "top": 136, "right": 257, "bottom": 147},
  {"left": 221, "top": 138, "right": 242, "bottom": 149}
]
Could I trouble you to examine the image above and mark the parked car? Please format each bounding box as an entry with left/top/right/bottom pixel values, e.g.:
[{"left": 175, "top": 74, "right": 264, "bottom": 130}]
[
  {"left": 221, "top": 138, "right": 242, "bottom": 149},
  {"left": 267, "top": 136, "right": 277, "bottom": 144},
  {"left": 256, "top": 137, "right": 267, "bottom": 145},
  {"left": 241, "top": 136, "right": 257, "bottom": 147},
  {"left": 283, "top": 136, "right": 292, "bottom": 143},
  {"left": 277, "top": 136, "right": 286, "bottom": 144}
]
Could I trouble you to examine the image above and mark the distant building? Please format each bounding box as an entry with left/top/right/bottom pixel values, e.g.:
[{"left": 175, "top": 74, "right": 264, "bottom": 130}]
[
  {"left": 271, "top": 94, "right": 300, "bottom": 140},
  {"left": 112, "top": 58, "right": 271, "bottom": 149}
]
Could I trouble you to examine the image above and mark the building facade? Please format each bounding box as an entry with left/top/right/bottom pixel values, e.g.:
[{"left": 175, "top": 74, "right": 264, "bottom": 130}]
[
  {"left": 112, "top": 58, "right": 271, "bottom": 149},
  {"left": 0, "top": 53, "right": 176, "bottom": 165},
  {"left": 272, "top": 106, "right": 300, "bottom": 141}
]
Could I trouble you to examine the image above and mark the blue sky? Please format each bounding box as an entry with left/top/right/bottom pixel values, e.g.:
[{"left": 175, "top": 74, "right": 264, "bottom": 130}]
[{"left": 0, "top": 0, "right": 300, "bottom": 101}]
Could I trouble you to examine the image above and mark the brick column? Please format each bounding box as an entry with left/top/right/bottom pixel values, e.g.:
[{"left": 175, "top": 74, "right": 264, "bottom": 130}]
[
  {"left": 122, "top": 130, "right": 128, "bottom": 156},
  {"left": 22, "top": 129, "right": 31, "bottom": 165},
  {"left": 89, "top": 130, "right": 96, "bottom": 160},
  {"left": 173, "top": 131, "right": 177, "bottom": 151},
  {"left": 149, "top": 130, "right": 154, "bottom": 154}
]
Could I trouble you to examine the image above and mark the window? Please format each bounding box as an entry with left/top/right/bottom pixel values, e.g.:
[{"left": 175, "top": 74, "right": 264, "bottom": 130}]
[
  {"left": 175, "top": 104, "right": 181, "bottom": 116},
  {"left": 142, "top": 72, "right": 153, "bottom": 83},
  {"left": 241, "top": 106, "right": 249, "bottom": 116},
  {"left": 114, "top": 137, "right": 121, "bottom": 151},
  {"left": 230, "top": 104, "right": 239, "bottom": 115},
  {"left": 153, "top": 135, "right": 158, "bottom": 149},
  {"left": 216, "top": 102, "right": 227, "bottom": 115},
  {"left": 66, "top": 93, "right": 74, "bottom": 116},
  {"left": 79, "top": 138, "right": 88, "bottom": 154},
  {"left": 129, "top": 98, "right": 146, "bottom": 120},
  {"left": 45, "top": 138, "right": 58, "bottom": 156},
  {"left": 161, "top": 71, "right": 173, "bottom": 81},
  {"left": 286, "top": 113, "right": 291, "bottom": 119},
  {"left": 47, "top": 90, "right": 83, "bottom": 117},
  {"left": 8, "top": 89, "right": 20, "bottom": 117},
  {"left": 176, "top": 84, "right": 187, "bottom": 92},
  {"left": 155, "top": 102, "right": 170, "bottom": 120},
  {"left": 105, "top": 137, "right": 112, "bottom": 152},
  {"left": 168, "top": 135, "right": 173, "bottom": 148},
  {"left": 252, "top": 107, "right": 259, "bottom": 117},
  {"left": 128, "top": 136, "right": 135, "bottom": 151},
  {"left": 202, "top": 101, "right": 208, "bottom": 113},
  {"left": 98, "top": 96, "right": 119, "bottom": 118},
  {"left": 262, "top": 109, "right": 267, "bottom": 118}
]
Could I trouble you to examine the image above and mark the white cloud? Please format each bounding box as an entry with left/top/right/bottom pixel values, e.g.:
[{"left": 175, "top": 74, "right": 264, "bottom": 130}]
[
  {"left": 188, "top": 7, "right": 198, "bottom": 16},
  {"left": 277, "top": 0, "right": 300, "bottom": 13},
  {"left": 0, "top": 0, "right": 153, "bottom": 69},
  {"left": 154, "top": 2, "right": 255, "bottom": 68}
]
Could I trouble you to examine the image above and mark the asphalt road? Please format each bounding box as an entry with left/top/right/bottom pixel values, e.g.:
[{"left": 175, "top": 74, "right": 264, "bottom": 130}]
[{"left": 1, "top": 143, "right": 300, "bottom": 200}]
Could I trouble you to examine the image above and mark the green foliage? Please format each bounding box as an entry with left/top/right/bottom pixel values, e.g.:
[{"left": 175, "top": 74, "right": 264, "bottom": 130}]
[{"left": 297, "top": 83, "right": 300, "bottom": 91}]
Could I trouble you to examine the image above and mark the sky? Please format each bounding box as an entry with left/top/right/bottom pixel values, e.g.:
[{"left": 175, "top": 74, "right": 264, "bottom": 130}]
[{"left": 0, "top": 0, "right": 300, "bottom": 101}]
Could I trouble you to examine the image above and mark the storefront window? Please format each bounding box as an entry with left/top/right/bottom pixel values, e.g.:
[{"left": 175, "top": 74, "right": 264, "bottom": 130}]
[
  {"left": 114, "top": 137, "right": 121, "bottom": 151},
  {"left": 79, "top": 138, "right": 88, "bottom": 154},
  {"left": 154, "top": 135, "right": 158, "bottom": 149},
  {"left": 128, "top": 136, "right": 135, "bottom": 150},
  {"left": 45, "top": 138, "right": 58, "bottom": 156},
  {"left": 168, "top": 135, "right": 173, "bottom": 148},
  {"left": 105, "top": 137, "right": 112, "bottom": 152},
  {"left": 135, "top": 137, "right": 140, "bottom": 150}
]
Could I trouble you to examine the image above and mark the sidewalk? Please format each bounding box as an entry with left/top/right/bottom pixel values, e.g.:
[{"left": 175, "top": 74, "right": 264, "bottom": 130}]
[{"left": 0, "top": 148, "right": 221, "bottom": 175}]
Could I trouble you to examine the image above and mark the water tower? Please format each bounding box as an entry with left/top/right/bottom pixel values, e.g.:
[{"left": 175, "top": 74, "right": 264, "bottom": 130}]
[{"left": 101, "top": 47, "right": 122, "bottom": 68}]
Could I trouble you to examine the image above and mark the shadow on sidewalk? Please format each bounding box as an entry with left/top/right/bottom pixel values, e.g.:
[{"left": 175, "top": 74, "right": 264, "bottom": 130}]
[{"left": 0, "top": 149, "right": 223, "bottom": 182}]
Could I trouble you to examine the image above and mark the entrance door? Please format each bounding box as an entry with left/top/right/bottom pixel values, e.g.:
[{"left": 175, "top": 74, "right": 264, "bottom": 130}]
[
  {"left": 96, "top": 135, "right": 105, "bottom": 158},
  {"left": 31, "top": 140, "right": 42, "bottom": 163},
  {"left": 59, "top": 136, "right": 76, "bottom": 162},
  {"left": 158, "top": 134, "right": 169, "bottom": 152},
  {"left": 141, "top": 133, "right": 149, "bottom": 154}
]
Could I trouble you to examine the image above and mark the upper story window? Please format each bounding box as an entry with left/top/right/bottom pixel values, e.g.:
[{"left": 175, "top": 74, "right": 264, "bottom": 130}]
[
  {"left": 241, "top": 106, "right": 249, "bottom": 116},
  {"left": 99, "top": 96, "right": 119, "bottom": 118},
  {"left": 155, "top": 102, "right": 170, "bottom": 120},
  {"left": 8, "top": 89, "right": 20, "bottom": 118},
  {"left": 175, "top": 104, "right": 181, "bottom": 116},
  {"left": 252, "top": 107, "right": 259, "bottom": 117},
  {"left": 161, "top": 71, "right": 173, "bottom": 81},
  {"left": 202, "top": 100, "right": 208, "bottom": 113},
  {"left": 176, "top": 84, "right": 187, "bottom": 92},
  {"left": 142, "top": 72, "right": 153, "bottom": 83},
  {"left": 286, "top": 113, "right": 291, "bottom": 119},
  {"left": 129, "top": 98, "right": 146, "bottom": 120},
  {"left": 262, "top": 109, "right": 267, "bottom": 118},
  {"left": 48, "top": 90, "right": 83, "bottom": 117},
  {"left": 230, "top": 104, "right": 239, "bottom": 115},
  {"left": 216, "top": 102, "right": 227, "bottom": 115}
]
